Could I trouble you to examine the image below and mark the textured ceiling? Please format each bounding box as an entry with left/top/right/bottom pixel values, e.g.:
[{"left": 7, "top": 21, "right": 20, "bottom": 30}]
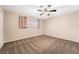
[{"left": 2, "top": 5, "right": 79, "bottom": 19}]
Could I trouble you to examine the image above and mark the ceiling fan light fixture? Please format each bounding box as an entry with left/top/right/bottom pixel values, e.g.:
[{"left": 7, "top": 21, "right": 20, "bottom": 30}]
[
  {"left": 37, "top": 5, "right": 57, "bottom": 16},
  {"left": 49, "top": 10, "right": 57, "bottom": 12}
]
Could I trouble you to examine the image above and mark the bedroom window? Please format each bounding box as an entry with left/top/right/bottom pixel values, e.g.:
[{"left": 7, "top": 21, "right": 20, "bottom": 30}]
[
  {"left": 27, "top": 18, "right": 39, "bottom": 28},
  {"left": 18, "top": 16, "right": 39, "bottom": 29}
]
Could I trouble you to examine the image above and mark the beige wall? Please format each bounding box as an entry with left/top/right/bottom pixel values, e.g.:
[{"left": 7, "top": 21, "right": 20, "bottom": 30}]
[
  {"left": 4, "top": 10, "right": 79, "bottom": 43},
  {"left": 45, "top": 11, "right": 79, "bottom": 42},
  {"left": 0, "top": 6, "right": 3, "bottom": 48},
  {"left": 4, "top": 11, "right": 45, "bottom": 43}
]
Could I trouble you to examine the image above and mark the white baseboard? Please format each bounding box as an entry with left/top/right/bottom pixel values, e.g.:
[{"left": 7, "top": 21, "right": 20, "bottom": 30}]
[
  {"left": 0, "top": 43, "right": 4, "bottom": 49},
  {"left": 4, "top": 35, "right": 44, "bottom": 43}
]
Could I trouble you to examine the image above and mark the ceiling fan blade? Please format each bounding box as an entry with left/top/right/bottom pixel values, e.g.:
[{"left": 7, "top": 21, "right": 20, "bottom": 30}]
[
  {"left": 37, "top": 10, "right": 43, "bottom": 11},
  {"left": 49, "top": 10, "right": 56, "bottom": 12},
  {"left": 48, "top": 5, "right": 51, "bottom": 8},
  {"left": 40, "top": 13, "right": 44, "bottom": 16},
  {"left": 47, "top": 13, "right": 50, "bottom": 16}
]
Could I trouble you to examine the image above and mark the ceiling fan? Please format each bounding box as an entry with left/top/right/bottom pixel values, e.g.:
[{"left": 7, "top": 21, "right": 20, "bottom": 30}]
[{"left": 37, "top": 5, "right": 57, "bottom": 16}]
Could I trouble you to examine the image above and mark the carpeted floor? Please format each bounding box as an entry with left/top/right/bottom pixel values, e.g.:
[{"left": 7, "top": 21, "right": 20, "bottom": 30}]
[{"left": 0, "top": 35, "right": 79, "bottom": 54}]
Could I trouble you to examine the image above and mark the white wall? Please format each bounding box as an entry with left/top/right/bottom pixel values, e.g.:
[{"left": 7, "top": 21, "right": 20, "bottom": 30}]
[
  {"left": 0, "top": 6, "right": 3, "bottom": 48},
  {"left": 45, "top": 11, "right": 79, "bottom": 42},
  {"left": 4, "top": 11, "right": 44, "bottom": 43}
]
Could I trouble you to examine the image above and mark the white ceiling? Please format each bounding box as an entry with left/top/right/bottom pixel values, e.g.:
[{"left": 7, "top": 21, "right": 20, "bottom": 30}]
[{"left": 2, "top": 5, "right": 79, "bottom": 19}]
